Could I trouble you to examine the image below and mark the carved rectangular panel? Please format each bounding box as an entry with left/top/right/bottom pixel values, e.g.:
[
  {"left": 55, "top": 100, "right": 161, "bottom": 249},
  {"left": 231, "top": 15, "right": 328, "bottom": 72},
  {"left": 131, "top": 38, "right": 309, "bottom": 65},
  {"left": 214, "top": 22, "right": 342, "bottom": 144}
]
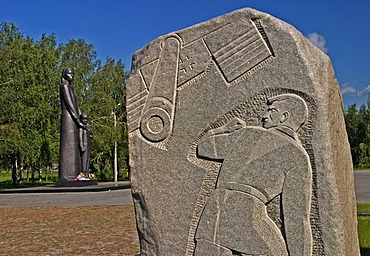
[{"left": 204, "top": 19, "right": 273, "bottom": 83}]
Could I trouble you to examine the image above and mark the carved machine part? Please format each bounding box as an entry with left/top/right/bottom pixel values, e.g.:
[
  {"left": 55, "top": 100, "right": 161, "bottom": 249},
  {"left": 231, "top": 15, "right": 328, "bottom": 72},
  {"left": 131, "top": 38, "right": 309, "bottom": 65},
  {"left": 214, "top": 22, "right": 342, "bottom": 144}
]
[
  {"left": 130, "top": 19, "right": 274, "bottom": 148},
  {"left": 127, "top": 90, "right": 148, "bottom": 133},
  {"left": 140, "top": 97, "right": 173, "bottom": 143},
  {"left": 138, "top": 36, "right": 180, "bottom": 145}
]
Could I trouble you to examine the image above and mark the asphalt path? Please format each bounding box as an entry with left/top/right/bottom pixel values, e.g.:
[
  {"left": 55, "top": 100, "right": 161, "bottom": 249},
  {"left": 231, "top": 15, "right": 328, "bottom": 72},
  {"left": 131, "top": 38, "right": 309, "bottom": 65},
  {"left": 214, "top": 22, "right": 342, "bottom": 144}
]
[
  {"left": 0, "top": 189, "right": 134, "bottom": 207},
  {"left": 354, "top": 169, "right": 370, "bottom": 203}
]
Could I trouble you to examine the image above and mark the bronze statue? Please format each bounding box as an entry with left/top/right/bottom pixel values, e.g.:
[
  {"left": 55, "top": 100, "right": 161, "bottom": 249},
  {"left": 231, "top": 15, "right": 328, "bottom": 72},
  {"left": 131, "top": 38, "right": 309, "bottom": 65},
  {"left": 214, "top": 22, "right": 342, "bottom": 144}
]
[
  {"left": 58, "top": 68, "right": 89, "bottom": 181},
  {"left": 79, "top": 113, "right": 92, "bottom": 176}
]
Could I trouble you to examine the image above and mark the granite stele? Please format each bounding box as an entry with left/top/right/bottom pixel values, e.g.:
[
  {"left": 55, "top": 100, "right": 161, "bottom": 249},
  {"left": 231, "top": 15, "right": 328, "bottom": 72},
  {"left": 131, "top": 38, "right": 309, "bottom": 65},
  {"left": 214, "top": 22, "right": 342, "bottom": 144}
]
[{"left": 127, "top": 8, "right": 359, "bottom": 256}]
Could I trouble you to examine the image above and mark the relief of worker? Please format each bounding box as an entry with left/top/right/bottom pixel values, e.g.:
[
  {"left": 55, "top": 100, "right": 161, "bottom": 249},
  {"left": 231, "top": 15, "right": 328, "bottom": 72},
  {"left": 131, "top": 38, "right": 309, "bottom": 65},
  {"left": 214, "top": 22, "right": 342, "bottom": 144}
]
[{"left": 194, "top": 94, "right": 312, "bottom": 256}]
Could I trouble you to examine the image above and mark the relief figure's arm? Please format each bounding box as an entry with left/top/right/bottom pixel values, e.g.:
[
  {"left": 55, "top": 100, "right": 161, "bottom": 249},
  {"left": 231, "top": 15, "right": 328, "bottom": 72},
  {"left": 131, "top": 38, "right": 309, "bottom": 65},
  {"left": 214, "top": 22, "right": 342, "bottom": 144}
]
[
  {"left": 282, "top": 161, "right": 312, "bottom": 255},
  {"left": 197, "top": 117, "right": 246, "bottom": 160}
]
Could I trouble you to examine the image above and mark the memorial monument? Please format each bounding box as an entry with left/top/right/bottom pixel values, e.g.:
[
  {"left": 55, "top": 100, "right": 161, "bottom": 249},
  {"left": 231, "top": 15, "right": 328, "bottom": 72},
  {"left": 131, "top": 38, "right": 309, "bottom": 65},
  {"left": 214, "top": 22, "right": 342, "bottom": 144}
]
[
  {"left": 79, "top": 113, "right": 92, "bottom": 176},
  {"left": 57, "top": 67, "right": 96, "bottom": 186},
  {"left": 127, "top": 8, "right": 359, "bottom": 255}
]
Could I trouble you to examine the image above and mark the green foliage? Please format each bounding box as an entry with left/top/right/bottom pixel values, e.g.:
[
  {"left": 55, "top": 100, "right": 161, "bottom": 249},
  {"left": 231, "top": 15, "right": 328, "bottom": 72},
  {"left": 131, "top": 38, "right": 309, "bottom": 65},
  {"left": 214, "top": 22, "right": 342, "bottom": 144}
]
[
  {"left": 357, "top": 204, "right": 370, "bottom": 255},
  {"left": 0, "top": 23, "right": 60, "bottom": 176},
  {"left": 359, "top": 216, "right": 370, "bottom": 255},
  {"left": 0, "top": 22, "right": 128, "bottom": 183},
  {"left": 345, "top": 102, "right": 370, "bottom": 168},
  {"left": 84, "top": 59, "right": 128, "bottom": 178}
]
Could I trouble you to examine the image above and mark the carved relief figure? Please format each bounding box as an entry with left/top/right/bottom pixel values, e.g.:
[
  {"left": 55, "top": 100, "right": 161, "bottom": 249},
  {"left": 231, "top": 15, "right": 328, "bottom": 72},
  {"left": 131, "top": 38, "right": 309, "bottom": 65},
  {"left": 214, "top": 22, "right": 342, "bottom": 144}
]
[
  {"left": 194, "top": 94, "right": 312, "bottom": 256},
  {"left": 59, "top": 68, "right": 88, "bottom": 180}
]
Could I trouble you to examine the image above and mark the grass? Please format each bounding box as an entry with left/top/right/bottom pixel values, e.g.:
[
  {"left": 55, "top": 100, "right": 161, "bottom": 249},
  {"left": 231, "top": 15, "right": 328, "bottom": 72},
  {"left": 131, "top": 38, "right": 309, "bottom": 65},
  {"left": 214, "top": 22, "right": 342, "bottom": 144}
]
[
  {"left": 358, "top": 203, "right": 370, "bottom": 256},
  {"left": 358, "top": 203, "right": 370, "bottom": 212},
  {"left": 0, "top": 169, "right": 129, "bottom": 190},
  {"left": 0, "top": 169, "right": 58, "bottom": 190},
  {"left": 354, "top": 167, "right": 370, "bottom": 171}
]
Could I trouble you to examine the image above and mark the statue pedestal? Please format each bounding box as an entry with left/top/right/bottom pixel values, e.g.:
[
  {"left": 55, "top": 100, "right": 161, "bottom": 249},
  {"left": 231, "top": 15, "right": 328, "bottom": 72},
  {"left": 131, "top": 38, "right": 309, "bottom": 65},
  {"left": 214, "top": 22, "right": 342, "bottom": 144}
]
[{"left": 55, "top": 180, "right": 98, "bottom": 187}]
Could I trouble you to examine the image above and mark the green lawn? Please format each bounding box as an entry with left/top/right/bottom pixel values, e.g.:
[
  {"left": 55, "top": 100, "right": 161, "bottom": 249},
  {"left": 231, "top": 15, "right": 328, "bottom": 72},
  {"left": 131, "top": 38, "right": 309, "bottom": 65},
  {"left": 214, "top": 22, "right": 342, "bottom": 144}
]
[
  {"left": 358, "top": 203, "right": 370, "bottom": 256},
  {"left": 0, "top": 169, "right": 58, "bottom": 190},
  {"left": 0, "top": 168, "right": 129, "bottom": 189}
]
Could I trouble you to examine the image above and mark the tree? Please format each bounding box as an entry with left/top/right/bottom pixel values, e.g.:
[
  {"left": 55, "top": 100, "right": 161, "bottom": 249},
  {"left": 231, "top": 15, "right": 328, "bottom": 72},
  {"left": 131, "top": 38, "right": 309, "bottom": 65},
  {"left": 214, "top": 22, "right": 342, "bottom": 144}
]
[
  {"left": 59, "top": 39, "right": 99, "bottom": 101},
  {"left": 344, "top": 102, "right": 370, "bottom": 168},
  {"left": 345, "top": 104, "right": 360, "bottom": 165},
  {"left": 83, "top": 59, "right": 128, "bottom": 180},
  {"left": 0, "top": 22, "right": 129, "bottom": 185},
  {"left": 0, "top": 24, "right": 33, "bottom": 182}
]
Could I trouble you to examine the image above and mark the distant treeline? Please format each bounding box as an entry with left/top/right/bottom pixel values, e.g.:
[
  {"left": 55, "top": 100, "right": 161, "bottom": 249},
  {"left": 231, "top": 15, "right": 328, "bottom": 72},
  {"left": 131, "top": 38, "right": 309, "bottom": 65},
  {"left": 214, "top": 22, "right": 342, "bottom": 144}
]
[
  {"left": 345, "top": 102, "right": 370, "bottom": 168},
  {"left": 0, "top": 22, "right": 128, "bottom": 183}
]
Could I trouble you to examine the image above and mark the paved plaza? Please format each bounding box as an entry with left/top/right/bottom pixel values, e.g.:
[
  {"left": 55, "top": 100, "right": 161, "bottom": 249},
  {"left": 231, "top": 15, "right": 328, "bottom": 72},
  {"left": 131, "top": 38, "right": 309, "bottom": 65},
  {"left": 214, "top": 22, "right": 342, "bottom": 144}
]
[
  {"left": 354, "top": 169, "right": 370, "bottom": 203},
  {"left": 0, "top": 189, "right": 133, "bottom": 207}
]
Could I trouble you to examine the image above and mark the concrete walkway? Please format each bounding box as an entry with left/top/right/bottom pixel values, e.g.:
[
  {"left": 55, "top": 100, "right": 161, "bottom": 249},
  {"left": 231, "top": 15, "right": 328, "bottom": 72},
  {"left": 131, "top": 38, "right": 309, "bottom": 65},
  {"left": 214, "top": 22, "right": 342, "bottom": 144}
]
[
  {"left": 354, "top": 169, "right": 370, "bottom": 203},
  {"left": 0, "top": 181, "right": 134, "bottom": 207},
  {"left": 0, "top": 181, "right": 131, "bottom": 194},
  {"left": 0, "top": 189, "right": 133, "bottom": 207}
]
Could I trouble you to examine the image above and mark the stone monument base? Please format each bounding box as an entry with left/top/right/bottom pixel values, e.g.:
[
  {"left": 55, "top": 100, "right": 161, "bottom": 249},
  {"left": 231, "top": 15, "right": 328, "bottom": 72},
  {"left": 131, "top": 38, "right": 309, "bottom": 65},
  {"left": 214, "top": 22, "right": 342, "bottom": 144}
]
[{"left": 55, "top": 180, "right": 98, "bottom": 187}]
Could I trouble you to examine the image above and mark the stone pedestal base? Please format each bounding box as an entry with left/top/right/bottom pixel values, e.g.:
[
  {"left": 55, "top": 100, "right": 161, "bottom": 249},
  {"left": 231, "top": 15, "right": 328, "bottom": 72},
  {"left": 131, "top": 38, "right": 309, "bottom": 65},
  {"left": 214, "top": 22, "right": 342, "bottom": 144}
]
[{"left": 55, "top": 180, "right": 98, "bottom": 187}]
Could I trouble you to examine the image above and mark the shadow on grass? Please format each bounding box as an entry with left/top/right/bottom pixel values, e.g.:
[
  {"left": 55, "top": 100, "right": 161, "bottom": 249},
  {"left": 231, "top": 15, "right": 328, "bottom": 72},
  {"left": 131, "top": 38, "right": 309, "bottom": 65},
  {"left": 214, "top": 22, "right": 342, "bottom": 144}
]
[
  {"left": 0, "top": 180, "right": 56, "bottom": 190},
  {"left": 361, "top": 247, "right": 370, "bottom": 256}
]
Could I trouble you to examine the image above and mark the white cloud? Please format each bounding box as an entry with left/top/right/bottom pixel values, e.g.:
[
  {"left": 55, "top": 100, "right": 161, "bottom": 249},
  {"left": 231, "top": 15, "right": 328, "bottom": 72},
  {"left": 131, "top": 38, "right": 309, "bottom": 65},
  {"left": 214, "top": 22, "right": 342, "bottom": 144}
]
[
  {"left": 341, "top": 83, "right": 358, "bottom": 95},
  {"left": 341, "top": 83, "right": 370, "bottom": 97},
  {"left": 363, "top": 85, "right": 370, "bottom": 95},
  {"left": 307, "top": 32, "right": 328, "bottom": 53}
]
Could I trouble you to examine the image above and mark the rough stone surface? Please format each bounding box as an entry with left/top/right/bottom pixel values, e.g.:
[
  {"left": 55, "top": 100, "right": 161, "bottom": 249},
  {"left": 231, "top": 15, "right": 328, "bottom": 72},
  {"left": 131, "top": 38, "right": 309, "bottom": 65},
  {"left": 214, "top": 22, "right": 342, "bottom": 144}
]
[{"left": 127, "top": 8, "right": 359, "bottom": 256}]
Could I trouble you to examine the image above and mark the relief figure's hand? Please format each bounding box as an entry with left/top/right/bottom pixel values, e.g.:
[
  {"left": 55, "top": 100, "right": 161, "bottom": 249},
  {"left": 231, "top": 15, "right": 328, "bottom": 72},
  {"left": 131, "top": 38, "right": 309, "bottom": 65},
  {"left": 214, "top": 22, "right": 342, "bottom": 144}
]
[{"left": 225, "top": 117, "right": 246, "bottom": 133}]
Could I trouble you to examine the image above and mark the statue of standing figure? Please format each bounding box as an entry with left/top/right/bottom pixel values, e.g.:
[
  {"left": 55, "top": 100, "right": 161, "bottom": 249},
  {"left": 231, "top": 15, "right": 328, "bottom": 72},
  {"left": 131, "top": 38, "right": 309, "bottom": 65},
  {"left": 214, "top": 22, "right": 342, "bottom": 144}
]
[
  {"left": 58, "top": 67, "right": 91, "bottom": 181},
  {"left": 79, "top": 113, "right": 92, "bottom": 176}
]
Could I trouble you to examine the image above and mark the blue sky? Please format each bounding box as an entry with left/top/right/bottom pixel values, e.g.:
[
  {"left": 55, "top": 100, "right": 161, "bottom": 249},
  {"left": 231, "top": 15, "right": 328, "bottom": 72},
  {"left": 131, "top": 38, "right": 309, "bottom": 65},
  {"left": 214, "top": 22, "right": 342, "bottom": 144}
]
[{"left": 1, "top": 0, "right": 369, "bottom": 108}]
